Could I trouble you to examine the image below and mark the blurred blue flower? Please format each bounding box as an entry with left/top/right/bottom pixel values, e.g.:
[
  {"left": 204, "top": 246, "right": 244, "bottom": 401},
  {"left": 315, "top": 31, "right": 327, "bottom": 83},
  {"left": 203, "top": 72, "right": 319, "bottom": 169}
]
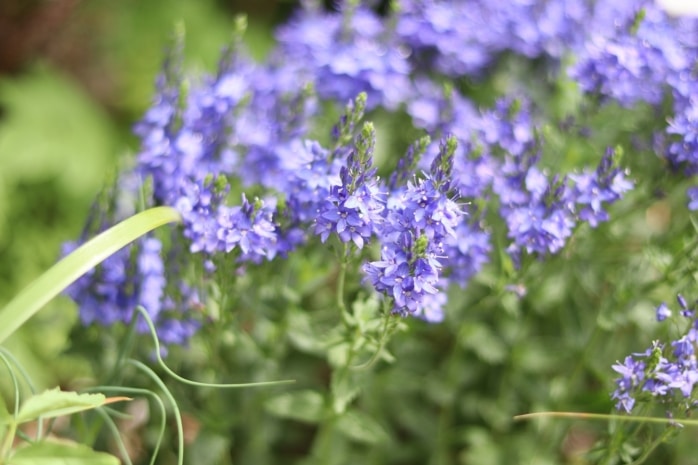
[
  {"left": 276, "top": 4, "right": 411, "bottom": 110},
  {"left": 63, "top": 234, "right": 202, "bottom": 347},
  {"left": 568, "top": 148, "right": 634, "bottom": 228}
]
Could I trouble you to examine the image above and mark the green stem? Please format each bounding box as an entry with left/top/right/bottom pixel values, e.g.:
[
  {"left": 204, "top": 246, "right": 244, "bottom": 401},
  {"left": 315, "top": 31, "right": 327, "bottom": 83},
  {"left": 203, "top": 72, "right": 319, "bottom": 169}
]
[
  {"left": 309, "top": 414, "right": 339, "bottom": 465},
  {"left": 338, "top": 244, "right": 353, "bottom": 329},
  {"left": 0, "top": 421, "right": 17, "bottom": 461},
  {"left": 311, "top": 244, "right": 357, "bottom": 464},
  {"left": 628, "top": 426, "right": 676, "bottom": 465}
]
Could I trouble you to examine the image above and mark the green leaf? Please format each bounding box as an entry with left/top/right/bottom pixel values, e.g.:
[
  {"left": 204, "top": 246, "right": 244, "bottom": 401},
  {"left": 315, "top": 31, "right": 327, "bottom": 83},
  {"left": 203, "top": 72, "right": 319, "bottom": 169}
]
[
  {"left": 458, "top": 322, "right": 507, "bottom": 364},
  {"left": 0, "top": 206, "right": 181, "bottom": 344},
  {"left": 264, "top": 390, "right": 324, "bottom": 423},
  {"left": 0, "top": 68, "right": 115, "bottom": 194},
  {"left": 327, "top": 341, "right": 352, "bottom": 368},
  {"left": 15, "top": 389, "right": 123, "bottom": 425},
  {"left": 336, "top": 410, "right": 389, "bottom": 445},
  {"left": 0, "top": 395, "right": 10, "bottom": 422},
  {"left": 351, "top": 295, "right": 380, "bottom": 332},
  {"left": 286, "top": 309, "right": 323, "bottom": 354},
  {"left": 330, "top": 369, "right": 362, "bottom": 415},
  {"left": 8, "top": 440, "right": 119, "bottom": 465}
]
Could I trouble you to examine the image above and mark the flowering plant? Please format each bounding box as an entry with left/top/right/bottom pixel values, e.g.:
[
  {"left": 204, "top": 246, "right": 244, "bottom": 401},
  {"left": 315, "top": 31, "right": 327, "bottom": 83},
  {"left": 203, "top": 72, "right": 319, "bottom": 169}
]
[{"left": 3, "top": 0, "right": 698, "bottom": 463}]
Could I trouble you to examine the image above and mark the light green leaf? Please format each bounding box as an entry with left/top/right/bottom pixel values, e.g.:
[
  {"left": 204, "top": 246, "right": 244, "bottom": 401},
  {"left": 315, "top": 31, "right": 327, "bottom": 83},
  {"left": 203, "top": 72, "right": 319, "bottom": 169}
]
[
  {"left": 0, "top": 68, "right": 115, "bottom": 195},
  {"left": 336, "top": 410, "right": 389, "bottom": 445},
  {"left": 458, "top": 322, "right": 507, "bottom": 364},
  {"left": 286, "top": 309, "right": 323, "bottom": 354},
  {"left": 16, "top": 389, "right": 126, "bottom": 424},
  {"left": 351, "top": 295, "right": 380, "bottom": 332},
  {"left": 0, "top": 396, "right": 10, "bottom": 422},
  {"left": 264, "top": 390, "right": 324, "bottom": 423},
  {"left": 327, "top": 341, "right": 352, "bottom": 368},
  {"left": 8, "top": 440, "right": 119, "bottom": 465}
]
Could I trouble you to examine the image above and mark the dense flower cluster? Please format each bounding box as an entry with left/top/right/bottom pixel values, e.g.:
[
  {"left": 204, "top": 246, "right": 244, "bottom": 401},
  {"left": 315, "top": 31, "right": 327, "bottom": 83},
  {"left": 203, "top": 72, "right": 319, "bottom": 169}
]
[
  {"left": 314, "top": 123, "right": 384, "bottom": 249},
  {"left": 64, "top": 0, "right": 698, "bottom": 346},
  {"left": 397, "top": 0, "right": 588, "bottom": 77},
  {"left": 365, "top": 138, "right": 463, "bottom": 321},
  {"left": 612, "top": 295, "right": 698, "bottom": 414},
  {"left": 276, "top": 3, "right": 411, "bottom": 110}
]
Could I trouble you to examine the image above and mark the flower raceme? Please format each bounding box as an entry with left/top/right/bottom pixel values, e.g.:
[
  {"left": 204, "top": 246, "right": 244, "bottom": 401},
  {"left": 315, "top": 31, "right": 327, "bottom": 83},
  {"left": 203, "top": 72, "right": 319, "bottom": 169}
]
[
  {"left": 612, "top": 295, "right": 698, "bottom": 414},
  {"left": 364, "top": 139, "right": 463, "bottom": 321}
]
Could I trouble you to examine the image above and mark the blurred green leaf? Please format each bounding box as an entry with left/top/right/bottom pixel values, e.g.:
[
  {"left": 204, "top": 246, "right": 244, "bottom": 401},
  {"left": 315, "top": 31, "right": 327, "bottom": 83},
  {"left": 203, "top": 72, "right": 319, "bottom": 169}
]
[
  {"left": 264, "top": 390, "right": 324, "bottom": 423},
  {"left": 0, "top": 394, "right": 10, "bottom": 422},
  {"left": 458, "top": 322, "right": 508, "bottom": 364},
  {"left": 8, "top": 440, "right": 119, "bottom": 465},
  {"left": 286, "top": 309, "right": 324, "bottom": 354},
  {"left": 0, "top": 206, "right": 181, "bottom": 344},
  {"left": 15, "top": 388, "right": 110, "bottom": 424},
  {"left": 336, "top": 409, "right": 389, "bottom": 445},
  {"left": 0, "top": 67, "right": 115, "bottom": 196},
  {"left": 330, "top": 369, "right": 362, "bottom": 415}
]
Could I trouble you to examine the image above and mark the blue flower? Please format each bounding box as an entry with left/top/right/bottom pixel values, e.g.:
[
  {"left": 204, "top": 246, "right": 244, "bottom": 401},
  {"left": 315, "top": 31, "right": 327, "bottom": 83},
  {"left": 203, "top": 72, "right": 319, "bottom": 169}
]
[
  {"left": 217, "top": 194, "right": 279, "bottom": 262},
  {"left": 611, "top": 298, "right": 698, "bottom": 412},
  {"left": 688, "top": 187, "right": 698, "bottom": 211},
  {"left": 363, "top": 139, "right": 463, "bottom": 319},
  {"left": 657, "top": 302, "right": 672, "bottom": 321},
  {"left": 275, "top": 4, "right": 412, "bottom": 110},
  {"left": 568, "top": 147, "right": 634, "bottom": 228},
  {"left": 571, "top": 3, "right": 693, "bottom": 107},
  {"left": 63, "top": 234, "right": 202, "bottom": 348},
  {"left": 397, "top": 0, "right": 588, "bottom": 78},
  {"left": 665, "top": 96, "right": 698, "bottom": 176},
  {"left": 612, "top": 355, "right": 646, "bottom": 412},
  {"left": 314, "top": 122, "right": 384, "bottom": 250}
]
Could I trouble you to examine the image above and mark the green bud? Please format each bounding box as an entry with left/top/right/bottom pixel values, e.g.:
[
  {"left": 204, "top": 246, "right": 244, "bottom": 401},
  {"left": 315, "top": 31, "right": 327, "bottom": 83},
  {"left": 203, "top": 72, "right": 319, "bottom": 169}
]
[{"left": 414, "top": 234, "right": 429, "bottom": 259}]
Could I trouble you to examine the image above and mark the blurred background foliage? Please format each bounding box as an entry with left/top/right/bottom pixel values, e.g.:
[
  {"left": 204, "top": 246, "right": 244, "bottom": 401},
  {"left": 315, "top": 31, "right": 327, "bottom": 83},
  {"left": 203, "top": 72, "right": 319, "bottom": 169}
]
[{"left": 2, "top": 1, "right": 698, "bottom": 464}]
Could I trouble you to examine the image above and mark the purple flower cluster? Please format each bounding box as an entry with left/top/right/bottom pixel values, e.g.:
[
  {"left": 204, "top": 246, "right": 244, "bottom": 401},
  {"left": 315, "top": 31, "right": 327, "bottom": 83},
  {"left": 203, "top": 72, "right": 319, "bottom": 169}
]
[
  {"left": 63, "top": 234, "right": 201, "bottom": 346},
  {"left": 443, "top": 99, "right": 632, "bottom": 263},
  {"left": 364, "top": 139, "right": 463, "bottom": 321},
  {"left": 567, "top": 0, "right": 698, "bottom": 208},
  {"left": 665, "top": 94, "right": 698, "bottom": 179},
  {"left": 571, "top": 2, "right": 697, "bottom": 108},
  {"left": 314, "top": 123, "right": 384, "bottom": 249},
  {"left": 397, "top": 0, "right": 588, "bottom": 77},
  {"left": 568, "top": 148, "right": 634, "bottom": 227},
  {"left": 174, "top": 177, "right": 280, "bottom": 262},
  {"left": 612, "top": 295, "right": 698, "bottom": 413},
  {"left": 275, "top": 3, "right": 411, "bottom": 110}
]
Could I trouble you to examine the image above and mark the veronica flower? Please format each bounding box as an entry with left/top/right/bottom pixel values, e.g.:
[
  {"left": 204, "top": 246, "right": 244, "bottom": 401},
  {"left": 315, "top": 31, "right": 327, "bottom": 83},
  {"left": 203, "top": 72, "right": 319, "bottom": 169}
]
[
  {"left": 568, "top": 147, "right": 634, "bottom": 228},
  {"left": 571, "top": 2, "right": 692, "bottom": 107},
  {"left": 611, "top": 297, "right": 698, "bottom": 413},
  {"left": 364, "top": 138, "right": 463, "bottom": 320},
  {"left": 275, "top": 3, "right": 412, "bottom": 110},
  {"left": 314, "top": 123, "right": 384, "bottom": 250},
  {"left": 63, "top": 234, "right": 202, "bottom": 347}
]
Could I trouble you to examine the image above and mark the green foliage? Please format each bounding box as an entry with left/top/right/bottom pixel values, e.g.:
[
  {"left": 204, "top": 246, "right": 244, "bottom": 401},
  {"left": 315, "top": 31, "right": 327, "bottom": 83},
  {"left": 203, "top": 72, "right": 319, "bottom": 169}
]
[
  {"left": 8, "top": 441, "right": 119, "bottom": 465},
  {"left": 0, "top": 67, "right": 116, "bottom": 303},
  {"left": 0, "top": 389, "right": 124, "bottom": 465},
  {"left": 4, "top": 2, "right": 698, "bottom": 464}
]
